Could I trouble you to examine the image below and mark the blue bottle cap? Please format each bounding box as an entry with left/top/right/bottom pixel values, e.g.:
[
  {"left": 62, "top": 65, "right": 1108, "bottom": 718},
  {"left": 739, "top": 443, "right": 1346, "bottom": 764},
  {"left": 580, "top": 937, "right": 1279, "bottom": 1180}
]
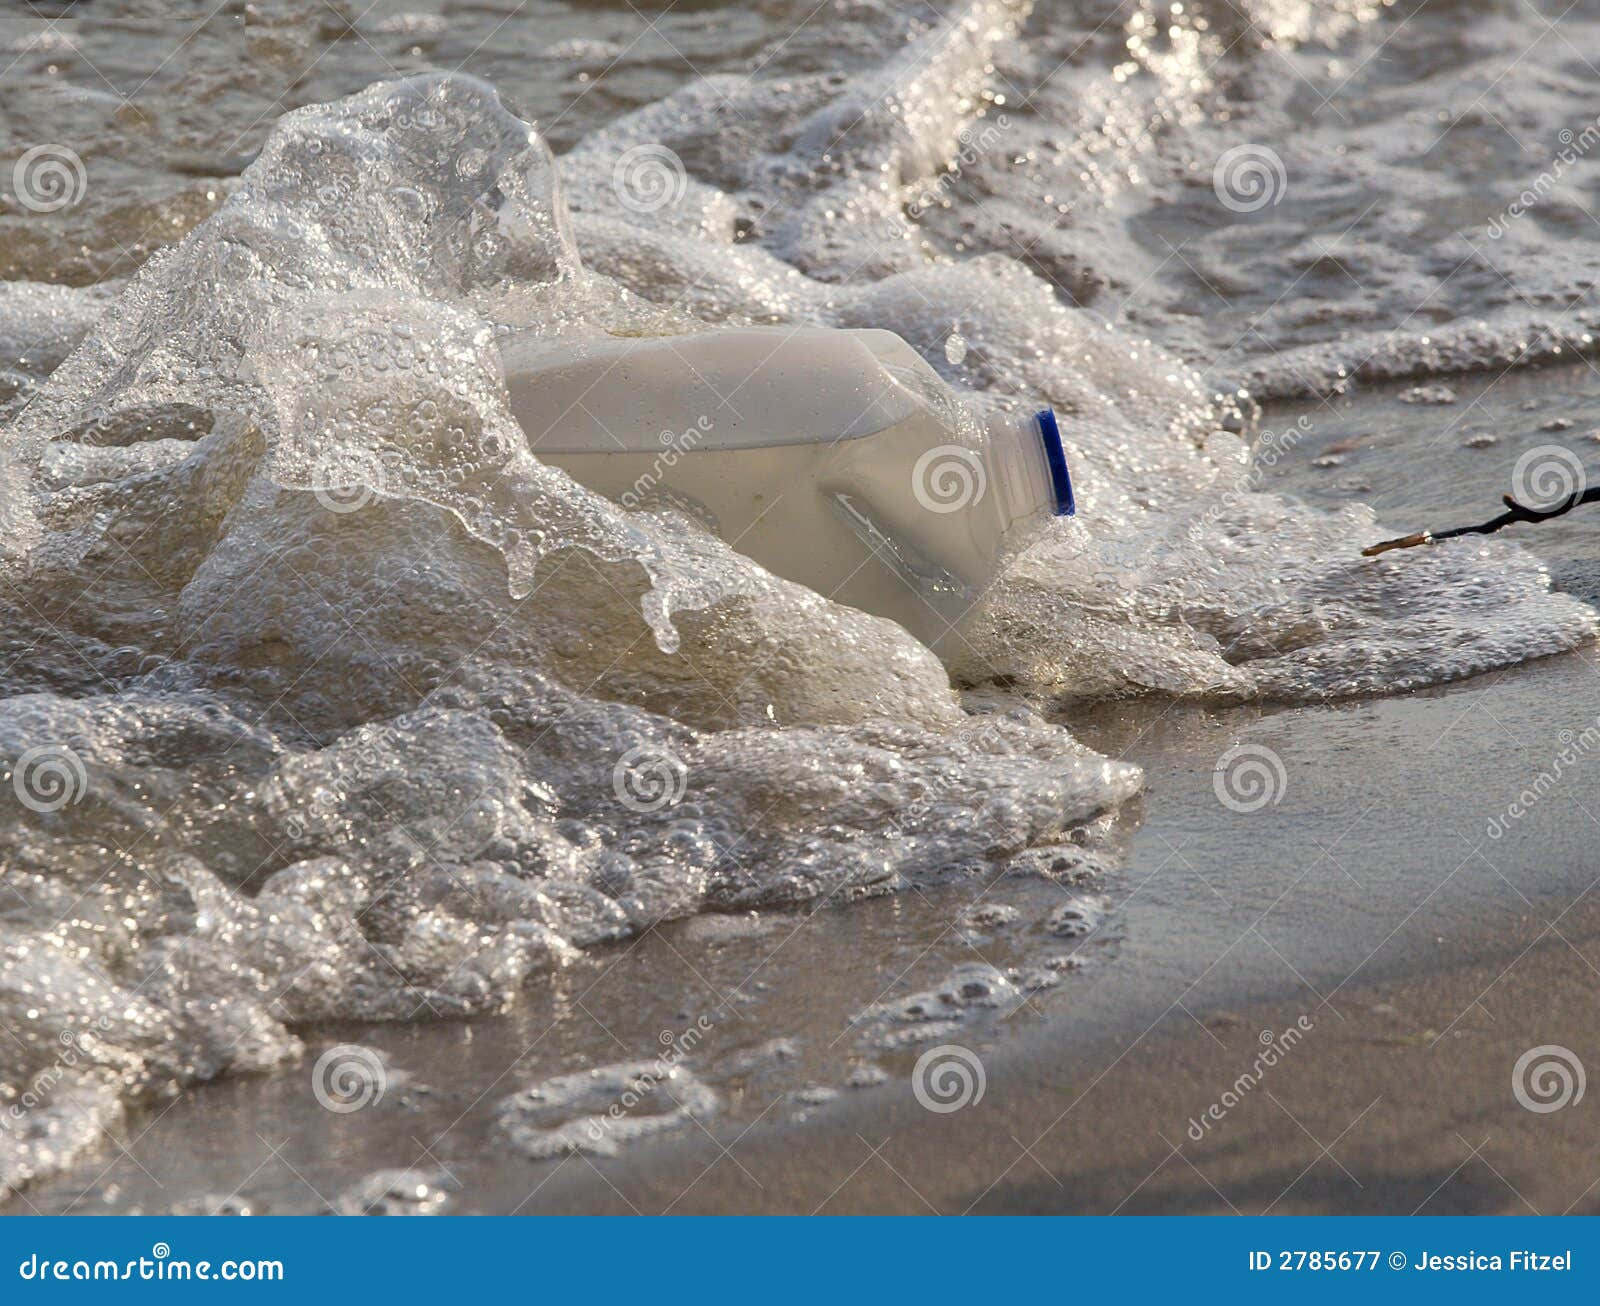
[{"left": 1035, "top": 409, "right": 1075, "bottom": 517}]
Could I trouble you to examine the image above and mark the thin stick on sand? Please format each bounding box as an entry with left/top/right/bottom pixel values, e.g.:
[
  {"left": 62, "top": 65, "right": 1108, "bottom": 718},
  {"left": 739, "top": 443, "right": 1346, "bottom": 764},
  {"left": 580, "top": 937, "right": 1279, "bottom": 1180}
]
[{"left": 1362, "top": 485, "right": 1600, "bottom": 557}]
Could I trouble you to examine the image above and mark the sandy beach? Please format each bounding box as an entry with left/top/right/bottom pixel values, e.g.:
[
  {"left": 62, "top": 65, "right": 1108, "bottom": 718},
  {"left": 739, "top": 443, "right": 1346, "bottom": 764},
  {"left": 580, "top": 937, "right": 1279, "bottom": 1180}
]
[{"left": 486, "top": 893, "right": 1600, "bottom": 1215}]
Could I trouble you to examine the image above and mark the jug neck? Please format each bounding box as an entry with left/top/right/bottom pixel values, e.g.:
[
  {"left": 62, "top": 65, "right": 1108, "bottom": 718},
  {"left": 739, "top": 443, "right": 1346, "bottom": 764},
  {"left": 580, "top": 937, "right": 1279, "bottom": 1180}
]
[{"left": 983, "top": 407, "right": 1075, "bottom": 562}]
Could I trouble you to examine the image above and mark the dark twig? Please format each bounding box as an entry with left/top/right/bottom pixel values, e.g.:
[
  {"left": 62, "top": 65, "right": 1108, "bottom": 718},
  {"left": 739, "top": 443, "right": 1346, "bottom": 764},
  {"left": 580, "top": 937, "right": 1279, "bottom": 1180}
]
[{"left": 1362, "top": 486, "right": 1600, "bottom": 557}]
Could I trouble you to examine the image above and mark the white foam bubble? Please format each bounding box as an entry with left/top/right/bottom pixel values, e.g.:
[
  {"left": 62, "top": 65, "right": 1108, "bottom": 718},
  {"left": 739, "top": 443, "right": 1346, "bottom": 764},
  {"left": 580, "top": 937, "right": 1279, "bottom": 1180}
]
[{"left": 496, "top": 1062, "right": 720, "bottom": 1159}]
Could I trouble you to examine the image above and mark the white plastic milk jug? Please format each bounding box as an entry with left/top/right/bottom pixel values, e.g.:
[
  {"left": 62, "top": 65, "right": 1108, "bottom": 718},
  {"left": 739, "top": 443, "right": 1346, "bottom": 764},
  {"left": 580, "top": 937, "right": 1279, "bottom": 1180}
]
[{"left": 500, "top": 325, "right": 1074, "bottom": 651}]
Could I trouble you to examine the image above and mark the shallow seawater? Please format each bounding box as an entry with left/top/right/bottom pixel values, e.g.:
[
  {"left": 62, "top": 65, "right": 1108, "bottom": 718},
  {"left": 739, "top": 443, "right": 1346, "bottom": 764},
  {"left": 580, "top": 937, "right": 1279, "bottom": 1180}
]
[{"left": 3, "top": 0, "right": 1599, "bottom": 1210}]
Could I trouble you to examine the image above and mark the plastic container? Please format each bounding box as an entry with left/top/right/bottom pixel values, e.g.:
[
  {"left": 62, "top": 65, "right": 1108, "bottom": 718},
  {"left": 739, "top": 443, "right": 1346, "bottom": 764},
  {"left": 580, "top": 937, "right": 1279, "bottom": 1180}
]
[{"left": 501, "top": 325, "right": 1074, "bottom": 650}]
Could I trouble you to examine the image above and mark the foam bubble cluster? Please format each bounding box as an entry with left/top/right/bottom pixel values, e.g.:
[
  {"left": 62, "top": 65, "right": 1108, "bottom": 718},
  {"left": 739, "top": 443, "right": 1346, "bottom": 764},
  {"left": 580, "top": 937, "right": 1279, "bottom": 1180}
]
[{"left": 0, "top": 72, "right": 1137, "bottom": 1201}]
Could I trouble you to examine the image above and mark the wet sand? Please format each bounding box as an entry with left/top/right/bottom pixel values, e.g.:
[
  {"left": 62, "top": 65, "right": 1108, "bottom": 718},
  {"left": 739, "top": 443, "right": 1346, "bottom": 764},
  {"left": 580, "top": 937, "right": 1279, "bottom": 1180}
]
[{"left": 499, "top": 895, "right": 1600, "bottom": 1215}]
